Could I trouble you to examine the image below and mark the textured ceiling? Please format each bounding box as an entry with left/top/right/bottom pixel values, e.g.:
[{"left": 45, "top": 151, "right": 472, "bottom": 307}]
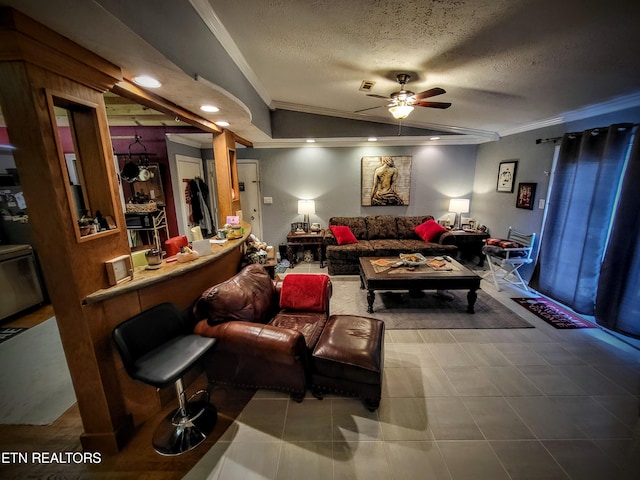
[
  {"left": 209, "top": 0, "right": 640, "bottom": 136},
  {"left": 2, "top": 0, "right": 640, "bottom": 147}
]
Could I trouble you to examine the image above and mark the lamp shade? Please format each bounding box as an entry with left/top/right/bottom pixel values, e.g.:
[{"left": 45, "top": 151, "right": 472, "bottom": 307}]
[
  {"left": 388, "top": 104, "right": 414, "bottom": 120},
  {"left": 297, "top": 199, "right": 315, "bottom": 215},
  {"left": 449, "top": 198, "right": 470, "bottom": 214}
]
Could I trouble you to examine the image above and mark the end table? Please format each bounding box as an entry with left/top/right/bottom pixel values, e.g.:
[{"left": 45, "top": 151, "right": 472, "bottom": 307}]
[
  {"left": 446, "top": 230, "right": 490, "bottom": 266},
  {"left": 286, "top": 230, "right": 325, "bottom": 268}
]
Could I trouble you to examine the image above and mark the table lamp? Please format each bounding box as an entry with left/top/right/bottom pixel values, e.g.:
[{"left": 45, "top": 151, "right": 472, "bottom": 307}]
[
  {"left": 297, "top": 199, "right": 315, "bottom": 231},
  {"left": 449, "top": 198, "right": 470, "bottom": 230}
]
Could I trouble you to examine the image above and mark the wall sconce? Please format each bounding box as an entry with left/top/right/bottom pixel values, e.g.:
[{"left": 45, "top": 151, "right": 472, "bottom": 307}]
[
  {"left": 448, "top": 198, "right": 470, "bottom": 230},
  {"left": 297, "top": 199, "right": 315, "bottom": 227}
]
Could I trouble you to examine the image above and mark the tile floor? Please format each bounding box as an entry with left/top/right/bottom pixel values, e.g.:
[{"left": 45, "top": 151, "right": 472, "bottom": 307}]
[{"left": 184, "top": 260, "right": 640, "bottom": 480}]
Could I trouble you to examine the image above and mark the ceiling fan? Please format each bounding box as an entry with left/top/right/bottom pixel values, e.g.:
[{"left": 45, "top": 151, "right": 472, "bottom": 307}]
[{"left": 357, "top": 73, "right": 451, "bottom": 120}]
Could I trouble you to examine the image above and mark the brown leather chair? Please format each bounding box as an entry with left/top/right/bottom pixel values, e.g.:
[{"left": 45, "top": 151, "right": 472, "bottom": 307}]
[{"left": 192, "top": 264, "right": 332, "bottom": 401}]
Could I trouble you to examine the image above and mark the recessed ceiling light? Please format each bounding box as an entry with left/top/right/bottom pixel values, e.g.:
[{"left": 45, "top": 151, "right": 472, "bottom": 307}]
[
  {"left": 215, "top": 121, "right": 230, "bottom": 127},
  {"left": 368, "top": 137, "right": 378, "bottom": 142},
  {"left": 132, "top": 75, "right": 161, "bottom": 88},
  {"left": 200, "top": 105, "right": 220, "bottom": 113},
  {"left": 430, "top": 136, "right": 441, "bottom": 140},
  {"left": 306, "top": 139, "right": 316, "bottom": 143}
]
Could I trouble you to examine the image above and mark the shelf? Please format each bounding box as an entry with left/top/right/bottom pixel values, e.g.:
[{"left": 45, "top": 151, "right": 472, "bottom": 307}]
[{"left": 126, "top": 209, "right": 168, "bottom": 251}]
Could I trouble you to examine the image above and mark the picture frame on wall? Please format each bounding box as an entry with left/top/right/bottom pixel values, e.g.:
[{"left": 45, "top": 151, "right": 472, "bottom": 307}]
[
  {"left": 361, "top": 155, "right": 412, "bottom": 206},
  {"left": 496, "top": 160, "right": 518, "bottom": 193},
  {"left": 516, "top": 182, "right": 537, "bottom": 209}
]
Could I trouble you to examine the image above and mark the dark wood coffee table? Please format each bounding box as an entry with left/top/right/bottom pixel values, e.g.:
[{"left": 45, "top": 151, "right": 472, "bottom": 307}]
[{"left": 359, "top": 256, "right": 482, "bottom": 314}]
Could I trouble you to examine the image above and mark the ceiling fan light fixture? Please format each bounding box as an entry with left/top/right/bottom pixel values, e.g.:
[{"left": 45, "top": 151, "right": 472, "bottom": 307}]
[{"left": 389, "top": 104, "right": 414, "bottom": 119}]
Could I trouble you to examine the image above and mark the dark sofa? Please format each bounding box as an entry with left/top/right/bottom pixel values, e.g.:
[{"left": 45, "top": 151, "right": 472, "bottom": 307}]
[{"left": 323, "top": 215, "right": 458, "bottom": 275}]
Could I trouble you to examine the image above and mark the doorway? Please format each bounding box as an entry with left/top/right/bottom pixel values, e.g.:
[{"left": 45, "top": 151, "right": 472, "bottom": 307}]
[
  {"left": 237, "top": 161, "right": 263, "bottom": 239},
  {"left": 175, "top": 155, "right": 204, "bottom": 240}
]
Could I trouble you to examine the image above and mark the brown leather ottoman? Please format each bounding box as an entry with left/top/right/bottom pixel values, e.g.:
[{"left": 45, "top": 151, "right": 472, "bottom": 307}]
[{"left": 311, "top": 314, "right": 384, "bottom": 411}]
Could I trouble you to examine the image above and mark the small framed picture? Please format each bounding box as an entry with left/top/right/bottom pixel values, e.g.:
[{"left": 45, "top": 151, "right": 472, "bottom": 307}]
[
  {"left": 497, "top": 160, "right": 518, "bottom": 193},
  {"left": 105, "top": 255, "right": 133, "bottom": 286},
  {"left": 516, "top": 183, "right": 537, "bottom": 209}
]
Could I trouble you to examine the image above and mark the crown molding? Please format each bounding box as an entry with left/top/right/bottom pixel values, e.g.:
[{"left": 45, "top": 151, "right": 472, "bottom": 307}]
[
  {"left": 499, "top": 91, "right": 640, "bottom": 137},
  {"left": 251, "top": 135, "right": 494, "bottom": 149},
  {"left": 189, "top": 0, "right": 272, "bottom": 105}
]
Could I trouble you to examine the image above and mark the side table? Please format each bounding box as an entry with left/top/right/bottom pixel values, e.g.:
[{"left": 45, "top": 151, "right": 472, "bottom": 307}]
[
  {"left": 286, "top": 230, "right": 325, "bottom": 268},
  {"left": 446, "top": 230, "right": 490, "bottom": 266}
]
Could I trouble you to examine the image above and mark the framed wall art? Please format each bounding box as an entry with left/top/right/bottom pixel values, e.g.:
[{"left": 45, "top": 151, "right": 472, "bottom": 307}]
[
  {"left": 496, "top": 160, "right": 518, "bottom": 193},
  {"left": 516, "top": 182, "right": 537, "bottom": 209},
  {"left": 361, "top": 155, "right": 412, "bottom": 206}
]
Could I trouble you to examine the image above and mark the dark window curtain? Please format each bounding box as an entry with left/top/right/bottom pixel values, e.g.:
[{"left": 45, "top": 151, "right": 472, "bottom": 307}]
[
  {"left": 595, "top": 132, "right": 640, "bottom": 338},
  {"left": 530, "top": 124, "right": 633, "bottom": 314}
]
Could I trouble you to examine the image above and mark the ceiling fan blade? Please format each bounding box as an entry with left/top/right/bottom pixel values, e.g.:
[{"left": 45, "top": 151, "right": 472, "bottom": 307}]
[
  {"left": 413, "top": 87, "right": 446, "bottom": 101},
  {"left": 354, "top": 105, "right": 384, "bottom": 113},
  {"left": 366, "top": 94, "right": 392, "bottom": 101},
  {"left": 414, "top": 101, "right": 452, "bottom": 109}
]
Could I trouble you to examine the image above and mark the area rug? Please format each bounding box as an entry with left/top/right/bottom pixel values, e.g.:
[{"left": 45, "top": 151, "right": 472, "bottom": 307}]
[
  {"left": 0, "top": 317, "right": 76, "bottom": 425},
  {"left": 511, "top": 297, "right": 597, "bottom": 329},
  {"left": 0, "top": 327, "right": 27, "bottom": 344},
  {"left": 330, "top": 277, "right": 533, "bottom": 329}
]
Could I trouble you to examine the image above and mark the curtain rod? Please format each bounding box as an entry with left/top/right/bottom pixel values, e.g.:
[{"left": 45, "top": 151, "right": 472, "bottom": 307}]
[
  {"left": 535, "top": 137, "right": 561, "bottom": 144},
  {"left": 536, "top": 123, "right": 640, "bottom": 144}
]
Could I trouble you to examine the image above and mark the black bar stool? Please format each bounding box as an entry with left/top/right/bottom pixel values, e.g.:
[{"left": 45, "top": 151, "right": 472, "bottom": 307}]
[{"left": 112, "top": 303, "right": 217, "bottom": 455}]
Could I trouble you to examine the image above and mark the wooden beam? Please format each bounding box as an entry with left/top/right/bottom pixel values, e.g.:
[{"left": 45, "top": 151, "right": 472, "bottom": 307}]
[{"left": 112, "top": 80, "right": 222, "bottom": 134}]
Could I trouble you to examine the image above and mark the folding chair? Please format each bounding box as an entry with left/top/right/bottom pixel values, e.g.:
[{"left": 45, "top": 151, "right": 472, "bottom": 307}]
[{"left": 482, "top": 227, "right": 536, "bottom": 291}]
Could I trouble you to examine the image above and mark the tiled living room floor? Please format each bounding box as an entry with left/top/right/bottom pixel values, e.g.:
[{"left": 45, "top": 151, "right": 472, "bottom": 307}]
[{"left": 185, "top": 261, "right": 640, "bottom": 480}]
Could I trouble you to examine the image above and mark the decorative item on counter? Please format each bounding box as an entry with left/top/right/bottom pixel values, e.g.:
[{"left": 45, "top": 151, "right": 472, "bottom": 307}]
[
  {"left": 176, "top": 245, "right": 199, "bottom": 263},
  {"left": 190, "top": 225, "right": 204, "bottom": 241},
  {"left": 217, "top": 228, "right": 227, "bottom": 239},
  {"left": 310, "top": 222, "right": 321, "bottom": 233},
  {"left": 105, "top": 255, "right": 133, "bottom": 286},
  {"left": 226, "top": 224, "right": 244, "bottom": 239},
  {"left": 131, "top": 250, "right": 149, "bottom": 269},
  {"left": 145, "top": 248, "right": 163, "bottom": 269},
  {"left": 226, "top": 215, "right": 240, "bottom": 225},
  {"left": 192, "top": 239, "right": 212, "bottom": 257}
]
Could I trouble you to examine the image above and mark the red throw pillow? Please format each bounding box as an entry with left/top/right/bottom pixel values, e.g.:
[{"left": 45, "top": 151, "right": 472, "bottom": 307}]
[
  {"left": 415, "top": 219, "right": 447, "bottom": 242},
  {"left": 330, "top": 225, "right": 358, "bottom": 245}
]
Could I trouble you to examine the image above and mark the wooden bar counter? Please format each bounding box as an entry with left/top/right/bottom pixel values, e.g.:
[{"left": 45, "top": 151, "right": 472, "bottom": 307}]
[
  {"left": 80, "top": 226, "right": 249, "bottom": 452},
  {"left": 84, "top": 229, "right": 248, "bottom": 306}
]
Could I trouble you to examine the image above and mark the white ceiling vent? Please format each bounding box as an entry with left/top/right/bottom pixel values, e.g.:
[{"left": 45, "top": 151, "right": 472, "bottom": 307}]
[{"left": 359, "top": 80, "right": 376, "bottom": 92}]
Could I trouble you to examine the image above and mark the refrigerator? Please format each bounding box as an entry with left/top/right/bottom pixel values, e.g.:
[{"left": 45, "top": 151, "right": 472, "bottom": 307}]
[{"left": 0, "top": 244, "right": 44, "bottom": 321}]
